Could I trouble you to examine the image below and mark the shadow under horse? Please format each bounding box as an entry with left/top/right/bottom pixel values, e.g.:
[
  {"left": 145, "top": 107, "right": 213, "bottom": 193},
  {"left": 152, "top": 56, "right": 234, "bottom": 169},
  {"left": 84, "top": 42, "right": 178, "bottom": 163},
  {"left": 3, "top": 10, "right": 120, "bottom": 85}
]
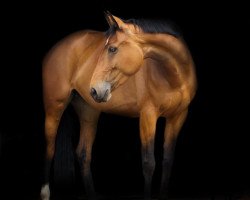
[{"left": 40, "top": 12, "right": 197, "bottom": 200}]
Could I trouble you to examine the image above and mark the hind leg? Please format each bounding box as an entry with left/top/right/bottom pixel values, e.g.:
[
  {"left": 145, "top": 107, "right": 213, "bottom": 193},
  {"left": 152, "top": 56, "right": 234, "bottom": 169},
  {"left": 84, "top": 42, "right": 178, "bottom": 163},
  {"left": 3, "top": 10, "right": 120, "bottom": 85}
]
[
  {"left": 40, "top": 98, "right": 71, "bottom": 200},
  {"left": 72, "top": 97, "right": 100, "bottom": 200},
  {"left": 159, "top": 109, "right": 188, "bottom": 200}
]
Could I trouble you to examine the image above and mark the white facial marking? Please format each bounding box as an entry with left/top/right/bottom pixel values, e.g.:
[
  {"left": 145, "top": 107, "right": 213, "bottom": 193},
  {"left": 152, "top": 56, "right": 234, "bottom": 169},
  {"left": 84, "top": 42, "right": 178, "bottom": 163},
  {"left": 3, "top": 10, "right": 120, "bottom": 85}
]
[
  {"left": 105, "top": 36, "right": 110, "bottom": 46},
  {"left": 40, "top": 183, "right": 50, "bottom": 200}
]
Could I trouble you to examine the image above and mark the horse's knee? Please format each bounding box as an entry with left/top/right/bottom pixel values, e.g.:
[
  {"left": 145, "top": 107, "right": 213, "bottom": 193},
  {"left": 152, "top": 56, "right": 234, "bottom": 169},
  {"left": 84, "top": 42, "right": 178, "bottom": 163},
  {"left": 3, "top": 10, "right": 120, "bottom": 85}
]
[
  {"left": 162, "top": 158, "right": 171, "bottom": 167},
  {"left": 76, "top": 145, "right": 85, "bottom": 160},
  {"left": 162, "top": 146, "right": 175, "bottom": 167},
  {"left": 77, "top": 149, "right": 92, "bottom": 173},
  {"left": 142, "top": 158, "right": 156, "bottom": 177},
  {"left": 77, "top": 149, "right": 85, "bottom": 165}
]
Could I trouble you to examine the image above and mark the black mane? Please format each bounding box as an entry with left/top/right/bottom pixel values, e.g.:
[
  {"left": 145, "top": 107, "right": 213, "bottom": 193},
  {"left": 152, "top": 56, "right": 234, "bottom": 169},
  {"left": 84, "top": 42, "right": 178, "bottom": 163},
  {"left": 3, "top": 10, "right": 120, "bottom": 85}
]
[
  {"left": 106, "top": 18, "right": 182, "bottom": 38},
  {"left": 126, "top": 18, "right": 182, "bottom": 37}
]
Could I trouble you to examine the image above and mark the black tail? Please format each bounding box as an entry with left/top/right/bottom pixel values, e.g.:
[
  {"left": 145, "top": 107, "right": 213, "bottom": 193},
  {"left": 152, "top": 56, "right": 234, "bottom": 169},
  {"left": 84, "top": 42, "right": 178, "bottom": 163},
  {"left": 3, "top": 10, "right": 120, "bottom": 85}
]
[{"left": 53, "top": 105, "right": 79, "bottom": 193}]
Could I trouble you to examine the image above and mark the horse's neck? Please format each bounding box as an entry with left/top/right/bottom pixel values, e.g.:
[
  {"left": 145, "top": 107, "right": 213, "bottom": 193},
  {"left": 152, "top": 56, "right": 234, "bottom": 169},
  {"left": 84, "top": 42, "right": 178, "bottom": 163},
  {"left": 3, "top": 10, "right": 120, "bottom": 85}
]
[
  {"left": 142, "top": 34, "right": 189, "bottom": 60},
  {"left": 141, "top": 34, "right": 191, "bottom": 87}
]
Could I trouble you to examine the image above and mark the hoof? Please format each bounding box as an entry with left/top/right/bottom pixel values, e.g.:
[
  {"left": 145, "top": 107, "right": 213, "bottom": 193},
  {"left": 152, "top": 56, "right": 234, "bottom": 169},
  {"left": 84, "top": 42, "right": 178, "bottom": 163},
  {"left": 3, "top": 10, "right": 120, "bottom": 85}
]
[{"left": 40, "top": 184, "right": 50, "bottom": 200}]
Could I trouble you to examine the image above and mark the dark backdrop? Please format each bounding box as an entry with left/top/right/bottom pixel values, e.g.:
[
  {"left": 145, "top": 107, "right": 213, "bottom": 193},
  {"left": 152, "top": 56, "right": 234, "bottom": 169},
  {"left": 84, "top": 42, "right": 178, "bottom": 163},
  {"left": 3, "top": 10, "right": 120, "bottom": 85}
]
[{"left": 0, "top": 1, "right": 249, "bottom": 199}]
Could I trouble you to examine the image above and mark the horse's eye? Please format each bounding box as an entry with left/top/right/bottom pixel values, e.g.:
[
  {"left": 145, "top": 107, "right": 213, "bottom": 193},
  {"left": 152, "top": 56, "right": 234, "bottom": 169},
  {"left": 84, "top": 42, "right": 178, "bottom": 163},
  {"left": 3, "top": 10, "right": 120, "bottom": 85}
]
[{"left": 108, "top": 46, "right": 118, "bottom": 54}]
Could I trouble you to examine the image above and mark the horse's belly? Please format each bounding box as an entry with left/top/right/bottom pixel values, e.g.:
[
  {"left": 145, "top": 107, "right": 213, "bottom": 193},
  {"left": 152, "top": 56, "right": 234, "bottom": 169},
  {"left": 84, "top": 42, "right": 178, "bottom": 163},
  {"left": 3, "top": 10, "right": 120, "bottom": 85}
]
[{"left": 102, "top": 100, "right": 139, "bottom": 117}]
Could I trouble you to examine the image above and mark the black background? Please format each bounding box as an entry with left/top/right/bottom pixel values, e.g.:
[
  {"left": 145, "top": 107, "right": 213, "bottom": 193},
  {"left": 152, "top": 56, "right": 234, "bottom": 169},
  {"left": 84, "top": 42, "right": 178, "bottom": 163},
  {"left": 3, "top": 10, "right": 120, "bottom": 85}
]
[{"left": 0, "top": 1, "right": 249, "bottom": 199}]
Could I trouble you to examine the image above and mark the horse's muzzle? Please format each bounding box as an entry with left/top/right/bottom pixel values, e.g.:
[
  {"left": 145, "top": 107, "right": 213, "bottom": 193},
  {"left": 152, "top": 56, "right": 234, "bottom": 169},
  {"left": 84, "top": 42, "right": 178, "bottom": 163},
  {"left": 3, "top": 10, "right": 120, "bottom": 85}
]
[{"left": 90, "top": 82, "right": 112, "bottom": 103}]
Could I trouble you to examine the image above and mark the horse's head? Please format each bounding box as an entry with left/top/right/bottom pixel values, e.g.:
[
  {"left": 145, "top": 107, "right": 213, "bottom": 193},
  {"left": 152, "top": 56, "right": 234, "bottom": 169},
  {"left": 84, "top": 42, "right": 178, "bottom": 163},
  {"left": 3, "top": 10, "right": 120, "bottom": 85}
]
[{"left": 90, "top": 12, "right": 144, "bottom": 103}]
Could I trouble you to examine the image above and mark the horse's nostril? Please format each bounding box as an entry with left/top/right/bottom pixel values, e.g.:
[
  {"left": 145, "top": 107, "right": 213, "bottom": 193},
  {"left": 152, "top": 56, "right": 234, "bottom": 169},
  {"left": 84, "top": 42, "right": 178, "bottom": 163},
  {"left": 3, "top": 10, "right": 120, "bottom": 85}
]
[{"left": 90, "top": 88, "right": 97, "bottom": 98}]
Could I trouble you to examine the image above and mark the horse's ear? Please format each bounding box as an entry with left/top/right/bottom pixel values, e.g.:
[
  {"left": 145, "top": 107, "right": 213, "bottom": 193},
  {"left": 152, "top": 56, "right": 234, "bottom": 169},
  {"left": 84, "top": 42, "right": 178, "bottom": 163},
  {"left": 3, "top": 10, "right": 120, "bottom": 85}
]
[
  {"left": 104, "top": 11, "right": 126, "bottom": 30},
  {"left": 104, "top": 11, "right": 118, "bottom": 28}
]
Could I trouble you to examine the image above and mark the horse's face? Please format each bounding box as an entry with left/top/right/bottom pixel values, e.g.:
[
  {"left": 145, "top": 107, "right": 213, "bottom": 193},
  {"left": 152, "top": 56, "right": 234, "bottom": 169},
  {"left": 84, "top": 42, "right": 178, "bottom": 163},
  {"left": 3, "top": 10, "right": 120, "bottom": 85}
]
[{"left": 90, "top": 14, "right": 143, "bottom": 103}]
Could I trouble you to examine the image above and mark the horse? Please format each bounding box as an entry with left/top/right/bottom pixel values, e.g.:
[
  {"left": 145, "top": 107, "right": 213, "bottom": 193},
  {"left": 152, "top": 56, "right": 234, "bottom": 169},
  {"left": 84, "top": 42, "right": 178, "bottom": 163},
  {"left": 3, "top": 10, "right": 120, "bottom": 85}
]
[{"left": 40, "top": 11, "right": 197, "bottom": 200}]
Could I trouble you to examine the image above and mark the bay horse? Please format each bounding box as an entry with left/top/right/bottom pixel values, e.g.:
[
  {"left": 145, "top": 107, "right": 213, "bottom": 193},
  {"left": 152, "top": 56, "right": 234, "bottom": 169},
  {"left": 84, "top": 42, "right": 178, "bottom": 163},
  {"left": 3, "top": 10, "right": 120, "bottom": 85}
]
[{"left": 40, "top": 12, "right": 197, "bottom": 200}]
